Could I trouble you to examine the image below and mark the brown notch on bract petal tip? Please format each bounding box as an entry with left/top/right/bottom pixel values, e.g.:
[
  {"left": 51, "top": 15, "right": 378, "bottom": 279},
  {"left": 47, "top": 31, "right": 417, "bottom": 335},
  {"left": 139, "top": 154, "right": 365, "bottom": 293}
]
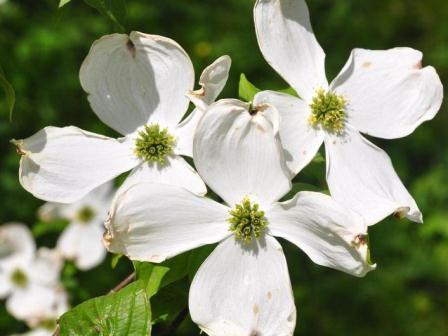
[
  {"left": 10, "top": 139, "right": 25, "bottom": 156},
  {"left": 352, "top": 234, "right": 368, "bottom": 248},
  {"left": 249, "top": 103, "right": 269, "bottom": 116},
  {"left": 126, "top": 39, "right": 136, "bottom": 58}
]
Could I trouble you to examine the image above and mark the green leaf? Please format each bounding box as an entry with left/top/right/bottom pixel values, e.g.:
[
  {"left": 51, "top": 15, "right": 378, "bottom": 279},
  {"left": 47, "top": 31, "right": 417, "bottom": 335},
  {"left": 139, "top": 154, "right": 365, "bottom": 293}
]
[
  {"left": 278, "top": 87, "right": 299, "bottom": 97},
  {"left": 297, "top": 151, "right": 326, "bottom": 183},
  {"left": 133, "top": 253, "right": 189, "bottom": 298},
  {"left": 134, "top": 261, "right": 170, "bottom": 298},
  {"left": 151, "top": 279, "right": 189, "bottom": 325},
  {"left": 59, "top": 0, "right": 72, "bottom": 8},
  {"left": 238, "top": 73, "right": 260, "bottom": 102},
  {"left": 280, "top": 182, "right": 322, "bottom": 202},
  {"left": 59, "top": 280, "right": 151, "bottom": 336},
  {"left": 111, "top": 253, "right": 123, "bottom": 269},
  {"left": 60, "top": 262, "right": 79, "bottom": 292},
  {"left": 187, "top": 244, "right": 215, "bottom": 281},
  {"left": 83, "top": 0, "right": 127, "bottom": 33},
  {"left": 32, "top": 219, "right": 68, "bottom": 238},
  {"left": 158, "top": 253, "right": 189, "bottom": 287},
  {"left": 0, "top": 65, "right": 15, "bottom": 121},
  {"left": 312, "top": 152, "right": 325, "bottom": 163}
]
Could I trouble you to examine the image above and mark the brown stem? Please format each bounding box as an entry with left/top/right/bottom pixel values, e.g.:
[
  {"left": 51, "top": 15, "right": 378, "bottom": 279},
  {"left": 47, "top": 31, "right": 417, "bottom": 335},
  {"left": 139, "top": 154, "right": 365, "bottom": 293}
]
[
  {"left": 52, "top": 325, "right": 60, "bottom": 336},
  {"left": 109, "top": 272, "right": 136, "bottom": 293}
]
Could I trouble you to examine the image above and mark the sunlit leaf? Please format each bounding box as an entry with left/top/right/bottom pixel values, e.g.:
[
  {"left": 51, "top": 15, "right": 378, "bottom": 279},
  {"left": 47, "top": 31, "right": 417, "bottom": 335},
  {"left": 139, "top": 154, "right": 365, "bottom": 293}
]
[
  {"left": 59, "top": 0, "right": 72, "bottom": 8},
  {"left": 133, "top": 253, "right": 189, "bottom": 298},
  {"left": 111, "top": 253, "right": 123, "bottom": 269},
  {"left": 134, "top": 261, "right": 170, "bottom": 298},
  {"left": 278, "top": 86, "right": 299, "bottom": 97},
  {"left": 32, "top": 219, "right": 68, "bottom": 238},
  {"left": 59, "top": 280, "right": 151, "bottom": 336},
  {"left": 238, "top": 73, "right": 260, "bottom": 102}
]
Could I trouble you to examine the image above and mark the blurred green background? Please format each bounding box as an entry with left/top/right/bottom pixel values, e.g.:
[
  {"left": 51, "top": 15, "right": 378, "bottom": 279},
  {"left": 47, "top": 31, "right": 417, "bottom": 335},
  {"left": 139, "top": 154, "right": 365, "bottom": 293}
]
[{"left": 0, "top": 0, "right": 447, "bottom": 335}]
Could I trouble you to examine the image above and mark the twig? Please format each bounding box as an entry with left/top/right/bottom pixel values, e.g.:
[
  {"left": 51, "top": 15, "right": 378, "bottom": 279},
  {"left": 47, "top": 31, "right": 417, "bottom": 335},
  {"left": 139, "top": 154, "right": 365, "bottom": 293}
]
[
  {"left": 53, "top": 272, "right": 136, "bottom": 336},
  {"left": 109, "top": 272, "right": 136, "bottom": 293},
  {"left": 52, "top": 325, "right": 60, "bottom": 336}
]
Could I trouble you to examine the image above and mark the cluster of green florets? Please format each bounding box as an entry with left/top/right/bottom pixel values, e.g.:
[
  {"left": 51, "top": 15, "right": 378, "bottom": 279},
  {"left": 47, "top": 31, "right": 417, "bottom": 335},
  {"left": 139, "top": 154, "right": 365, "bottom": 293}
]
[
  {"left": 10, "top": 268, "right": 28, "bottom": 288},
  {"left": 309, "top": 88, "right": 347, "bottom": 134},
  {"left": 135, "top": 124, "right": 176, "bottom": 164},
  {"left": 228, "top": 197, "right": 268, "bottom": 243},
  {"left": 77, "top": 206, "right": 96, "bottom": 223}
]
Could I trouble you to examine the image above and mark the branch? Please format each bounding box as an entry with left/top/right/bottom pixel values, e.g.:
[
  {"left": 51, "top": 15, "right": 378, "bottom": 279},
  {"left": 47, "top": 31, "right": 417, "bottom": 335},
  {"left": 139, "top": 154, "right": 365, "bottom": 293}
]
[{"left": 109, "top": 272, "right": 135, "bottom": 293}]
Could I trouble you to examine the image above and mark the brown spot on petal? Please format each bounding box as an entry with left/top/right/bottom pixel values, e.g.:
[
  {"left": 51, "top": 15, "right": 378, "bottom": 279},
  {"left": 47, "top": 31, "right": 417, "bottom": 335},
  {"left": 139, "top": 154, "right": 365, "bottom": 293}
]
[
  {"left": 393, "top": 207, "right": 409, "bottom": 219},
  {"left": 249, "top": 105, "right": 258, "bottom": 116},
  {"left": 249, "top": 103, "right": 269, "bottom": 116},
  {"left": 352, "top": 234, "right": 368, "bottom": 248},
  {"left": 267, "top": 291, "right": 272, "bottom": 300},
  {"left": 256, "top": 123, "right": 268, "bottom": 133},
  {"left": 413, "top": 61, "right": 422, "bottom": 69},
  {"left": 253, "top": 304, "right": 259, "bottom": 315},
  {"left": 126, "top": 39, "right": 136, "bottom": 58},
  {"left": 362, "top": 61, "right": 372, "bottom": 68},
  {"left": 250, "top": 330, "right": 262, "bottom": 336},
  {"left": 103, "top": 230, "right": 113, "bottom": 245},
  {"left": 10, "top": 139, "right": 25, "bottom": 156},
  {"left": 190, "top": 87, "right": 205, "bottom": 97}
]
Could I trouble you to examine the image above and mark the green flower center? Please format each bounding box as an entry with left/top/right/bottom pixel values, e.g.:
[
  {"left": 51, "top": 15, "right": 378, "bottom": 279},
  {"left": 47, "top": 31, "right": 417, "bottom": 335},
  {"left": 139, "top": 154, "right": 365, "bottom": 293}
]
[
  {"left": 309, "top": 88, "right": 347, "bottom": 134},
  {"left": 77, "top": 206, "right": 96, "bottom": 223},
  {"left": 10, "top": 268, "right": 28, "bottom": 288},
  {"left": 39, "top": 319, "right": 57, "bottom": 331},
  {"left": 134, "top": 124, "right": 176, "bottom": 164},
  {"left": 228, "top": 197, "right": 268, "bottom": 243}
]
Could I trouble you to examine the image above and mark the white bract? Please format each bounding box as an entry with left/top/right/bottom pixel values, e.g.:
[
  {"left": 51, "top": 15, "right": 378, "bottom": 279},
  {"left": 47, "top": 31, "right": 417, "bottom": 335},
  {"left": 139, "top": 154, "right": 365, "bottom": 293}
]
[
  {"left": 11, "top": 329, "right": 54, "bottom": 336},
  {"left": 13, "top": 31, "right": 231, "bottom": 203},
  {"left": 0, "top": 224, "right": 68, "bottom": 327},
  {"left": 38, "top": 182, "right": 115, "bottom": 270},
  {"left": 104, "top": 99, "right": 375, "bottom": 336},
  {"left": 254, "top": 0, "right": 443, "bottom": 225}
]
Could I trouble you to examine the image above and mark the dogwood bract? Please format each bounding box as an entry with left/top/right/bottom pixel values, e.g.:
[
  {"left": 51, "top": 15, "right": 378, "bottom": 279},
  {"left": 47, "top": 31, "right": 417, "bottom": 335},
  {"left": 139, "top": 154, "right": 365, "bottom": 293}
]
[
  {"left": 12, "top": 328, "right": 53, "bottom": 336},
  {"left": 13, "top": 31, "right": 230, "bottom": 203},
  {"left": 38, "top": 182, "right": 115, "bottom": 270},
  {"left": 253, "top": 0, "right": 443, "bottom": 225},
  {"left": 0, "top": 224, "right": 68, "bottom": 326},
  {"left": 104, "top": 99, "right": 375, "bottom": 335}
]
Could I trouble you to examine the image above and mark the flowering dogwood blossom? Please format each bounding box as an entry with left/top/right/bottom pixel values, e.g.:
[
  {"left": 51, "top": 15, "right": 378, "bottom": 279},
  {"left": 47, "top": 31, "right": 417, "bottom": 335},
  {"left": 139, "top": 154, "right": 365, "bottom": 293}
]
[
  {"left": 104, "top": 99, "right": 375, "bottom": 335},
  {"left": 13, "top": 31, "right": 230, "bottom": 203},
  {"left": 12, "top": 328, "right": 53, "bottom": 336},
  {"left": 38, "top": 182, "right": 115, "bottom": 270},
  {"left": 0, "top": 224, "right": 68, "bottom": 326},
  {"left": 253, "top": 0, "right": 443, "bottom": 225}
]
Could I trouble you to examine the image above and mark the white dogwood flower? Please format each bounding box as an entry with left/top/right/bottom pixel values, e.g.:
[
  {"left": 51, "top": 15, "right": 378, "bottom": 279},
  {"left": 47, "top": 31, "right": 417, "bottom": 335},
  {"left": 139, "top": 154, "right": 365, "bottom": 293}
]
[
  {"left": 38, "top": 182, "right": 115, "bottom": 270},
  {"left": 0, "top": 224, "right": 68, "bottom": 325},
  {"left": 253, "top": 0, "right": 443, "bottom": 225},
  {"left": 12, "top": 328, "right": 54, "bottom": 336},
  {"left": 104, "top": 99, "right": 375, "bottom": 335},
  {"left": 13, "top": 31, "right": 231, "bottom": 203}
]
